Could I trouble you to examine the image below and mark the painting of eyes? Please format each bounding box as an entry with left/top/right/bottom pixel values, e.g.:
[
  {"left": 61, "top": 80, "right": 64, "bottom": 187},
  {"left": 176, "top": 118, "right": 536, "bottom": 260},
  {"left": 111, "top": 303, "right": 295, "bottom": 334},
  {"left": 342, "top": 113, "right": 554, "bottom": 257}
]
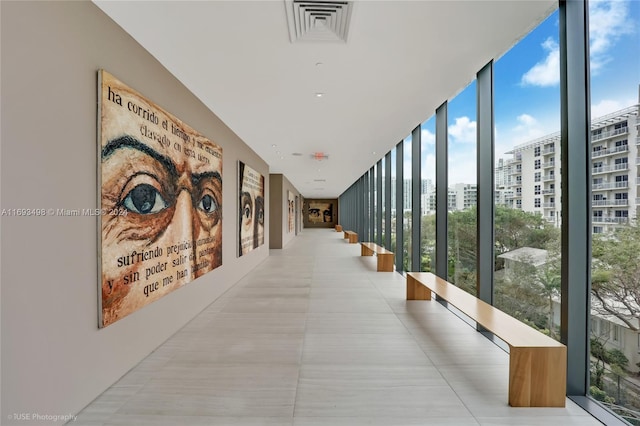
[
  {"left": 99, "top": 70, "right": 223, "bottom": 328},
  {"left": 238, "top": 161, "right": 265, "bottom": 256}
]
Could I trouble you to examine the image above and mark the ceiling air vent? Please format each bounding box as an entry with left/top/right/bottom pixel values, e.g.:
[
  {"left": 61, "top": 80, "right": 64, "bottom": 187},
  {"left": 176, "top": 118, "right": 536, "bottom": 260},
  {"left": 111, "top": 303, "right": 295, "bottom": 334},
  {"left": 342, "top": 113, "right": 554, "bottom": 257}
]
[{"left": 285, "top": 0, "right": 353, "bottom": 43}]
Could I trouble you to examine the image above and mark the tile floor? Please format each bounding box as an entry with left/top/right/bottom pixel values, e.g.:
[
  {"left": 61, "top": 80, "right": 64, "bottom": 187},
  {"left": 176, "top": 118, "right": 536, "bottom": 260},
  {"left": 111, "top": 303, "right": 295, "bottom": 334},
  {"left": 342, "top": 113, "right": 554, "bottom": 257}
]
[{"left": 75, "top": 229, "right": 602, "bottom": 425}]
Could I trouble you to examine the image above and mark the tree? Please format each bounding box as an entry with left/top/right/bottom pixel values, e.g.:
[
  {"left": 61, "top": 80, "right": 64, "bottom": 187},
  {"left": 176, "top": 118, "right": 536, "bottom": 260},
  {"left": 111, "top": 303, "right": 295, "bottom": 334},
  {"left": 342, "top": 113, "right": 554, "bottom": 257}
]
[
  {"left": 447, "top": 208, "right": 477, "bottom": 294},
  {"left": 537, "top": 262, "right": 561, "bottom": 338},
  {"left": 592, "top": 224, "right": 640, "bottom": 332},
  {"left": 421, "top": 213, "right": 436, "bottom": 272},
  {"left": 491, "top": 207, "right": 560, "bottom": 331},
  {"left": 494, "top": 253, "right": 548, "bottom": 329}
]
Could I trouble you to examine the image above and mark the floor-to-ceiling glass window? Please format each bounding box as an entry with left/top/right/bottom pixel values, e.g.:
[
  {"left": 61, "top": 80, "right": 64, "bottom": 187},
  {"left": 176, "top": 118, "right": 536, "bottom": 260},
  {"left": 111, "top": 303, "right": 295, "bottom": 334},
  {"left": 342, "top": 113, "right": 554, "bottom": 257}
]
[
  {"left": 493, "top": 11, "right": 562, "bottom": 341},
  {"left": 421, "top": 117, "right": 436, "bottom": 272},
  {"left": 587, "top": 0, "right": 640, "bottom": 419},
  {"left": 373, "top": 163, "right": 378, "bottom": 242},
  {"left": 403, "top": 135, "right": 412, "bottom": 272},
  {"left": 381, "top": 156, "right": 386, "bottom": 245},
  {"left": 447, "top": 81, "right": 477, "bottom": 294},
  {"left": 390, "top": 148, "right": 397, "bottom": 253}
]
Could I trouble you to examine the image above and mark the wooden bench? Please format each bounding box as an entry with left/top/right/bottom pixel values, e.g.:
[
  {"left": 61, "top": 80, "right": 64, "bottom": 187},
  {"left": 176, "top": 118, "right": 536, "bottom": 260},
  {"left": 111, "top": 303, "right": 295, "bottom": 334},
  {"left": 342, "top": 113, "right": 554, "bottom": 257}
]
[
  {"left": 360, "top": 242, "right": 394, "bottom": 272},
  {"left": 406, "top": 272, "right": 566, "bottom": 408},
  {"left": 343, "top": 230, "right": 358, "bottom": 243},
  {"left": 335, "top": 224, "right": 343, "bottom": 232}
]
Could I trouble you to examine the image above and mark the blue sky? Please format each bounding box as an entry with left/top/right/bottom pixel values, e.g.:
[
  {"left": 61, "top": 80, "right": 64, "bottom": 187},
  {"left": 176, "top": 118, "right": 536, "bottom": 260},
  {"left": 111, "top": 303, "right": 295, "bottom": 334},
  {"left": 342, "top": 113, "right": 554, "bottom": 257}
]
[{"left": 412, "top": 0, "right": 639, "bottom": 184}]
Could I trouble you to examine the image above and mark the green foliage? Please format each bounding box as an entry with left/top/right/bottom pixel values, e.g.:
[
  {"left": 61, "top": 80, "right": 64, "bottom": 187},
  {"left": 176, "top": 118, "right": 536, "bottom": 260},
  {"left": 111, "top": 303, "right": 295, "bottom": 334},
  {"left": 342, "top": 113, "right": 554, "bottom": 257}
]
[
  {"left": 590, "top": 385, "right": 615, "bottom": 404},
  {"left": 591, "top": 338, "right": 606, "bottom": 360},
  {"left": 608, "top": 349, "right": 629, "bottom": 370},
  {"left": 591, "top": 362, "right": 606, "bottom": 389},
  {"left": 591, "top": 223, "right": 640, "bottom": 332},
  {"left": 493, "top": 206, "right": 559, "bottom": 254},
  {"left": 591, "top": 338, "right": 629, "bottom": 369}
]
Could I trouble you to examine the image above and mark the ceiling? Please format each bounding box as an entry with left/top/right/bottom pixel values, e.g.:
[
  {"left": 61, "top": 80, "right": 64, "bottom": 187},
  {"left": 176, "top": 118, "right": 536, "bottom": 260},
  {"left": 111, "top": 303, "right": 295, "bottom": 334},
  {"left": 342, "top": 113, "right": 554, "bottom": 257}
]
[{"left": 94, "top": 0, "right": 556, "bottom": 199}]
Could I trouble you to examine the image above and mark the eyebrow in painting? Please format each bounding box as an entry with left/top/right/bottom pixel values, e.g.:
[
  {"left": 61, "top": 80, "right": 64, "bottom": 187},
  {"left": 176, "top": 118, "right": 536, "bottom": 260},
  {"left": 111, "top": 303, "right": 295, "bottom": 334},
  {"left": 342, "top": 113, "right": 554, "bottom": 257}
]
[
  {"left": 241, "top": 192, "right": 253, "bottom": 208},
  {"left": 192, "top": 171, "right": 222, "bottom": 187},
  {"left": 102, "top": 135, "right": 178, "bottom": 179}
]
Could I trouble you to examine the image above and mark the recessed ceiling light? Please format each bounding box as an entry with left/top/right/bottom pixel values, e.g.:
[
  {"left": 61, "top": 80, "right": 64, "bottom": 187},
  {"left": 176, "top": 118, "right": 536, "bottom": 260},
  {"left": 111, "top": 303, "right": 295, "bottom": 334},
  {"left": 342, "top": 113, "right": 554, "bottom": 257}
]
[
  {"left": 271, "top": 144, "right": 277, "bottom": 147},
  {"left": 280, "top": 156, "right": 284, "bottom": 160},
  {"left": 315, "top": 93, "right": 324, "bottom": 98},
  {"left": 316, "top": 62, "right": 323, "bottom": 67},
  {"left": 276, "top": 151, "right": 281, "bottom": 154},
  {"left": 372, "top": 151, "right": 376, "bottom": 155}
]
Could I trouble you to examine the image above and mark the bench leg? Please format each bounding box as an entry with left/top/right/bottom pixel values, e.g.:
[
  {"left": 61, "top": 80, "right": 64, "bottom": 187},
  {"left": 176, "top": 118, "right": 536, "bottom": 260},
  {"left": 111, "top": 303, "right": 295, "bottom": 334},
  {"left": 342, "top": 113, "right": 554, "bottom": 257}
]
[
  {"left": 343, "top": 231, "right": 348, "bottom": 239},
  {"left": 508, "top": 346, "right": 566, "bottom": 407},
  {"left": 348, "top": 234, "right": 358, "bottom": 243},
  {"left": 377, "top": 253, "right": 394, "bottom": 272},
  {"left": 406, "top": 274, "right": 431, "bottom": 300}
]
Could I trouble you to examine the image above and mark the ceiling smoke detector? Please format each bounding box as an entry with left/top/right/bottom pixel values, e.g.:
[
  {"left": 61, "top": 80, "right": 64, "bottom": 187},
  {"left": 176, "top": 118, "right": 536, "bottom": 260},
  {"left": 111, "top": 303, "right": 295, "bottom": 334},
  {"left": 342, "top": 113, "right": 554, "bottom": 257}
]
[{"left": 285, "top": 0, "right": 353, "bottom": 43}]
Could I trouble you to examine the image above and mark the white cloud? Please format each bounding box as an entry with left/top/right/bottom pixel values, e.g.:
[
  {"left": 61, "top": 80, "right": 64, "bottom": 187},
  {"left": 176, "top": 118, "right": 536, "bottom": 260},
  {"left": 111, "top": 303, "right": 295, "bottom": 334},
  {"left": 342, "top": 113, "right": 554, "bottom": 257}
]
[
  {"left": 448, "top": 116, "right": 476, "bottom": 144},
  {"left": 511, "top": 113, "right": 546, "bottom": 145},
  {"left": 521, "top": 1, "right": 632, "bottom": 86},
  {"left": 421, "top": 128, "right": 435, "bottom": 146},
  {"left": 495, "top": 113, "right": 550, "bottom": 160},
  {"left": 421, "top": 153, "right": 436, "bottom": 180},
  {"left": 589, "top": 0, "right": 632, "bottom": 72},
  {"left": 516, "top": 113, "right": 537, "bottom": 127},
  {"left": 521, "top": 37, "right": 560, "bottom": 87},
  {"left": 591, "top": 98, "right": 636, "bottom": 118},
  {"left": 448, "top": 150, "right": 477, "bottom": 185}
]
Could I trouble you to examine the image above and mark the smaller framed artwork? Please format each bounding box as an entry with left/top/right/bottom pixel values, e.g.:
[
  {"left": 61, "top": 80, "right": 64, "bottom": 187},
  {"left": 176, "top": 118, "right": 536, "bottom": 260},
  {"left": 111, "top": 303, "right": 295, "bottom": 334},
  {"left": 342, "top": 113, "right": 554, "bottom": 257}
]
[
  {"left": 287, "top": 191, "right": 295, "bottom": 233},
  {"left": 304, "top": 199, "right": 337, "bottom": 228},
  {"left": 238, "top": 161, "right": 265, "bottom": 256}
]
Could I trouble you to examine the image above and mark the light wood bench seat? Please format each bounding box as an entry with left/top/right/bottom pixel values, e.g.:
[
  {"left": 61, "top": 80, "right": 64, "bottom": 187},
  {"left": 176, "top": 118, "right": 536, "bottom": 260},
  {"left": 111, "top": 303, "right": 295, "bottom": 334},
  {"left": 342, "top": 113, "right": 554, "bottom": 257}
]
[
  {"left": 343, "top": 230, "right": 358, "bottom": 243},
  {"left": 407, "top": 272, "right": 566, "bottom": 408},
  {"left": 360, "top": 242, "right": 394, "bottom": 272},
  {"left": 335, "top": 224, "right": 343, "bottom": 232}
]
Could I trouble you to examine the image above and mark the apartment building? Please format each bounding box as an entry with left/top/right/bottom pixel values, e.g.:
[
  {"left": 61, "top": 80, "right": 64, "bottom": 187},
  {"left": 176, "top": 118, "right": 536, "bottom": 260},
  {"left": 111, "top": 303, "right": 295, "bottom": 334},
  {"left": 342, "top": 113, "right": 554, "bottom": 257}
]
[{"left": 497, "top": 104, "right": 640, "bottom": 233}]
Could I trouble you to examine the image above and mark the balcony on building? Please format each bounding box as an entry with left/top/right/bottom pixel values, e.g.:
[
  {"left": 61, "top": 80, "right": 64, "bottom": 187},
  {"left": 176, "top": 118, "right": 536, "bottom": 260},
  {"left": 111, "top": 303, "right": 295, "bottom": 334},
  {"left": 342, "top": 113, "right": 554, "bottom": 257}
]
[
  {"left": 592, "top": 181, "right": 629, "bottom": 190},
  {"left": 592, "top": 145, "right": 629, "bottom": 158},
  {"left": 592, "top": 163, "right": 629, "bottom": 174},
  {"left": 542, "top": 146, "right": 555, "bottom": 155},
  {"left": 592, "top": 199, "right": 629, "bottom": 207},
  {"left": 592, "top": 216, "right": 629, "bottom": 224},
  {"left": 591, "top": 126, "right": 628, "bottom": 142}
]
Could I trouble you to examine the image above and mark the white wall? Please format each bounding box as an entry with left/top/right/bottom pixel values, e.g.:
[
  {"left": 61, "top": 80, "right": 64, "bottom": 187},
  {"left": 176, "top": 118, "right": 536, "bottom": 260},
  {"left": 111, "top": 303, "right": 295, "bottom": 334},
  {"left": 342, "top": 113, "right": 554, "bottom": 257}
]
[
  {"left": 268, "top": 174, "right": 302, "bottom": 249},
  {"left": 0, "top": 2, "right": 270, "bottom": 423},
  {"left": 281, "top": 175, "right": 301, "bottom": 248}
]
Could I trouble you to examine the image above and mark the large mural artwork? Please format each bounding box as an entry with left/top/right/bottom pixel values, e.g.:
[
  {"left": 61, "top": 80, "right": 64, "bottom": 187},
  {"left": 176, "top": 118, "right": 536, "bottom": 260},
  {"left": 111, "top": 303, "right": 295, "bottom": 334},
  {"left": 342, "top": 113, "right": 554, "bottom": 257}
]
[{"left": 98, "top": 70, "right": 223, "bottom": 327}]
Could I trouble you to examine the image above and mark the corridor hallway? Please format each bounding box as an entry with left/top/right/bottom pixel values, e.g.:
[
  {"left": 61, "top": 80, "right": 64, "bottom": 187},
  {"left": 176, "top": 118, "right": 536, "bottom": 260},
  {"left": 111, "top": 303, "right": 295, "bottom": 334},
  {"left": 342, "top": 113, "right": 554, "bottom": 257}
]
[{"left": 75, "top": 229, "right": 599, "bottom": 425}]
